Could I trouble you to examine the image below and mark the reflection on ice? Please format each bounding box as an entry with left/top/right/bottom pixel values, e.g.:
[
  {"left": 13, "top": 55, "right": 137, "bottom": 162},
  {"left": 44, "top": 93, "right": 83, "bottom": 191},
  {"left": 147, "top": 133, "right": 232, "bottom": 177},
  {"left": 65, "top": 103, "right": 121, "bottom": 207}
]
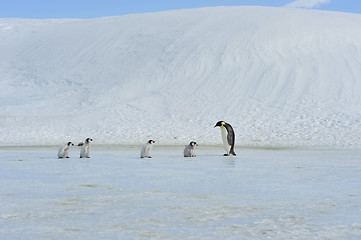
[
  {"left": 0, "top": 147, "right": 361, "bottom": 239},
  {"left": 222, "top": 157, "right": 236, "bottom": 168}
]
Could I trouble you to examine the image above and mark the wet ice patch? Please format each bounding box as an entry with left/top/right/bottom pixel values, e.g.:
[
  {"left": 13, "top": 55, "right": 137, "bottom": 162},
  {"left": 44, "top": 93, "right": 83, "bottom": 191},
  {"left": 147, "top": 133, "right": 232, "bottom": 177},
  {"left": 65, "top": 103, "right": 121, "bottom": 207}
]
[{"left": 0, "top": 147, "right": 360, "bottom": 239}]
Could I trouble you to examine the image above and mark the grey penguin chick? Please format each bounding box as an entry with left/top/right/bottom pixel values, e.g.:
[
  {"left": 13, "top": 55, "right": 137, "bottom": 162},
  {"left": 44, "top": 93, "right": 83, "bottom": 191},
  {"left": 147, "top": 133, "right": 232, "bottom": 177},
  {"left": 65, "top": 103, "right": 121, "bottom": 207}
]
[
  {"left": 58, "top": 142, "right": 74, "bottom": 158},
  {"left": 79, "top": 138, "right": 93, "bottom": 158},
  {"left": 184, "top": 141, "right": 198, "bottom": 157},
  {"left": 140, "top": 140, "right": 155, "bottom": 158}
]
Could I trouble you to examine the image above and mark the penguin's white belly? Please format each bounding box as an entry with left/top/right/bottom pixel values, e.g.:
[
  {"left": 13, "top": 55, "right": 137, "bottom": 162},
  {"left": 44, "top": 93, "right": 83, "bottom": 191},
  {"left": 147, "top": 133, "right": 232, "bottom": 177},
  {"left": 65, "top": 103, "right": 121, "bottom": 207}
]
[
  {"left": 221, "top": 126, "right": 231, "bottom": 154},
  {"left": 58, "top": 146, "right": 68, "bottom": 158},
  {"left": 184, "top": 145, "right": 195, "bottom": 157},
  {"left": 141, "top": 144, "right": 153, "bottom": 158},
  {"left": 146, "top": 145, "right": 153, "bottom": 156},
  {"left": 58, "top": 147, "right": 64, "bottom": 158},
  {"left": 80, "top": 145, "right": 89, "bottom": 158}
]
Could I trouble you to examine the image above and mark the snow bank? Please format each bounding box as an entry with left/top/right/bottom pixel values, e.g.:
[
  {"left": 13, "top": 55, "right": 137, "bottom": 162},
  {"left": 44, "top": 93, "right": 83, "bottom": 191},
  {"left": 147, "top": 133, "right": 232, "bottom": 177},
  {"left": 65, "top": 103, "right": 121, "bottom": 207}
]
[{"left": 1, "top": 7, "right": 361, "bottom": 147}]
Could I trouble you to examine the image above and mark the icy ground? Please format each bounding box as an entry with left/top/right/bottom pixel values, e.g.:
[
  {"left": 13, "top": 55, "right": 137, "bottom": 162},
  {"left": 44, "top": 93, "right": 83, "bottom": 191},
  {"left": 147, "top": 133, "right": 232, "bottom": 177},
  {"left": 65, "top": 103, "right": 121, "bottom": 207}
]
[{"left": 1, "top": 146, "right": 360, "bottom": 239}]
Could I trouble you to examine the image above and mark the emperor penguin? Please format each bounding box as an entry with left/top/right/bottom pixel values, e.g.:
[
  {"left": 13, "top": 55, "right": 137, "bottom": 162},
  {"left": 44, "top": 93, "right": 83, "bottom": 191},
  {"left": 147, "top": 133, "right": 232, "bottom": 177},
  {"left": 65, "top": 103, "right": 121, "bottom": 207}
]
[
  {"left": 214, "top": 121, "right": 236, "bottom": 156},
  {"left": 79, "top": 138, "right": 93, "bottom": 158},
  {"left": 57, "top": 142, "right": 74, "bottom": 158},
  {"left": 184, "top": 141, "right": 198, "bottom": 157},
  {"left": 140, "top": 140, "right": 155, "bottom": 158}
]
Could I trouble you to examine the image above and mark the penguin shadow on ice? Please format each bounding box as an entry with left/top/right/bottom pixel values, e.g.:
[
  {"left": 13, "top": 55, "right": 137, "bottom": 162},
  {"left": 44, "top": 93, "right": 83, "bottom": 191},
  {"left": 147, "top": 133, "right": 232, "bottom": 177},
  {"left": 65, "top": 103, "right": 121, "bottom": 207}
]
[
  {"left": 78, "top": 138, "right": 93, "bottom": 158},
  {"left": 57, "top": 142, "right": 74, "bottom": 159},
  {"left": 184, "top": 141, "right": 198, "bottom": 157},
  {"left": 214, "top": 121, "right": 237, "bottom": 156},
  {"left": 140, "top": 140, "right": 155, "bottom": 158}
]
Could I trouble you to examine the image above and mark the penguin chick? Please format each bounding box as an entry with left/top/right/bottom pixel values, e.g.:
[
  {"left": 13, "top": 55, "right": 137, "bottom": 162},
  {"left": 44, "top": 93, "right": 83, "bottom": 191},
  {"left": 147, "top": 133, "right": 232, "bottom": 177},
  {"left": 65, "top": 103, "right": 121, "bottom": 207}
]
[
  {"left": 214, "top": 121, "right": 236, "bottom": 156},
  {"left": 80, "top": 138, "right": 93, "bottom": 158},
  {"left": 184, "top": 141, "right": 198, "bottom": 157},
  {"left": 58, "top": 142, "right": 74, "bottom": 158},
  {"left": 140, "top": 140, "right": 155, "bottom": 158}
]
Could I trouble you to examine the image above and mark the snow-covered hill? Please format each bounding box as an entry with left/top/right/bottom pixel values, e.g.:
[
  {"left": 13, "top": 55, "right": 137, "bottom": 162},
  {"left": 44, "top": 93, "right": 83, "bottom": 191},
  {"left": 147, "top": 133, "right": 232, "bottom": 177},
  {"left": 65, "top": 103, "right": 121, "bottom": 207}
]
[{"left": 1, "top": 6, "right": 361, "bottom": 147}]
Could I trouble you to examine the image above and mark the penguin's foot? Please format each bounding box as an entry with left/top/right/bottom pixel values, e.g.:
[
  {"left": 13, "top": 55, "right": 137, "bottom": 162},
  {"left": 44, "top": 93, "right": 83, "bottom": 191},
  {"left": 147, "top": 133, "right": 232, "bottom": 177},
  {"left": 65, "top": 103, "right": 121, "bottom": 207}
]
[
  {"left": 223, "top": 154, "right": 229, "bottom": 156},
  {"left": 148, "top": 156, "right": 152, "bottom": 158},
  {"left": 66, "top": 156, "right": 70, "bottom": 158}
]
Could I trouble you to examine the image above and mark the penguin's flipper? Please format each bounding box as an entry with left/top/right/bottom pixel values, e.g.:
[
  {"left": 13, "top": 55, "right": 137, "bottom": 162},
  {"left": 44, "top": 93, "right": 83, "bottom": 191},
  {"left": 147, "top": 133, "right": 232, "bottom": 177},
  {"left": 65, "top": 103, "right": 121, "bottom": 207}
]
[{"left": 225, "top": 124, "right": 235, "bottom": 147}]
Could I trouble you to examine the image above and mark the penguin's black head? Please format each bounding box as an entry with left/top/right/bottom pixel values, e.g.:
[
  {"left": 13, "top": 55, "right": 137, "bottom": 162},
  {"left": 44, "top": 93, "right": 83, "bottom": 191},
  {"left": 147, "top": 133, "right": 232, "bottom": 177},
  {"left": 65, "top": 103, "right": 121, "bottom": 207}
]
[
  {"left": 190, "top": 141, "right": 198, "bottom": 146},
  {"left": 67, "top": 142, "right": 74, "bottom": 146},
  {"left": 86, "top": 138, "right": 93, "bottom": 143},
  {"left": 214, "top": 121, "right": 225, "bottom": 128},
  {"left": 148, "top": 140, "right": 155, "bottom": 144}
]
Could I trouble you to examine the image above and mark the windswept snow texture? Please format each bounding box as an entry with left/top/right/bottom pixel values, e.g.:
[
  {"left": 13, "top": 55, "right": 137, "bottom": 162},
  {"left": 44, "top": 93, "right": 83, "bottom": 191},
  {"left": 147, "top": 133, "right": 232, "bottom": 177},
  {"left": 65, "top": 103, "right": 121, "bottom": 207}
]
[{"left": 1, "top": 7, "right": 361, "bottom": 147}]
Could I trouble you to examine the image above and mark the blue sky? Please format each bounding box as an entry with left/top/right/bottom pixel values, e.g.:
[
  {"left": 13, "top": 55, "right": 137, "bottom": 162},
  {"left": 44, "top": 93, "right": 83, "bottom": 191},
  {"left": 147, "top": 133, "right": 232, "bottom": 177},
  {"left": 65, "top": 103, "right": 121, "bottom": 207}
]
[{"left": 1, "top": 0, "right": 360, "bottom": 19}]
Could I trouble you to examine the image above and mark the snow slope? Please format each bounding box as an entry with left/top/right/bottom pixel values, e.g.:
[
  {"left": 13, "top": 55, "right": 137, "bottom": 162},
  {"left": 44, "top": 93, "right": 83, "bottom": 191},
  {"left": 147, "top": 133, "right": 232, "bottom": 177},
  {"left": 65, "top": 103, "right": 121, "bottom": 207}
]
[{"left": 1, "top": 6, "right": 361, "bottom": 147}]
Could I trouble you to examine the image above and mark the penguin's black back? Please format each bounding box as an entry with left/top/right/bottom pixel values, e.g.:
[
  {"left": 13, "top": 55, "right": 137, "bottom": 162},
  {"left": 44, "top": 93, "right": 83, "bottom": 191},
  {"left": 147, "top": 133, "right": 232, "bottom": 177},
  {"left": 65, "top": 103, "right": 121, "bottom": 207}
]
[{"left": 224, "top": 122, "right": 236, "bottom": 156}]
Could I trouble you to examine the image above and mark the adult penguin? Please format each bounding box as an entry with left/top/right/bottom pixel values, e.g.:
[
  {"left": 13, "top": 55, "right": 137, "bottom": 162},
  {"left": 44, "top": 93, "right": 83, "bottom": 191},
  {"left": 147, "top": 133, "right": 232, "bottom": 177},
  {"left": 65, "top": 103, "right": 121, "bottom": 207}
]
[{"left": 214, "top": 121, "right": 236, "bottom": 156}]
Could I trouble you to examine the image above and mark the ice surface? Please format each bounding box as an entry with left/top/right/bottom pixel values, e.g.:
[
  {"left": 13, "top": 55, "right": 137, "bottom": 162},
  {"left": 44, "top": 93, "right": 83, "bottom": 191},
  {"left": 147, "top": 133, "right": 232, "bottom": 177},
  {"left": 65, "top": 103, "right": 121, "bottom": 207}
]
[
  {"left": 1, "top": 147, "right": 360, "bottom": 239},
  {"left": 1, "top": 7, "right": 361, "bottom": 147}
]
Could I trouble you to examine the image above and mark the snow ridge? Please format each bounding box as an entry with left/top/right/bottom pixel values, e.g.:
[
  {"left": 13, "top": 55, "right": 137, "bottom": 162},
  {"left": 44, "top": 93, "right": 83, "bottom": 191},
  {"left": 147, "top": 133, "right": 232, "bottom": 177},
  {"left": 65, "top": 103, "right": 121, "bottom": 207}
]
[{"left": 1, "top": 7, "right": 361, "bottom": 147}]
